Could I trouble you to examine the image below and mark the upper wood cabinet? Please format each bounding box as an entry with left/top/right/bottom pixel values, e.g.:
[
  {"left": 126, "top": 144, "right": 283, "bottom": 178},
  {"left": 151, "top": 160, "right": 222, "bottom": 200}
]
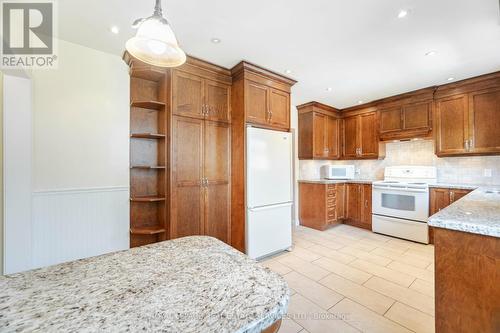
[
  {"left": 172, "top": 67, "right": 231, "bottom": 123},
  {"left": 298, "top": 102, "right": 341, "bottom": 160},
  {"left": 435, "top": 85, "right": 500, "bottom": 156},
  {"left": 269, "top": 88, "right": 290, "bottom": 129},
  {"left": 246, "top": 81, "right": 269, "bottom": 125},
  {"left": 342, "top": 112, "right": 381, "bottom": 159},
  {"left": 379, "top": 101, "right": 432, "bottom": 140}
]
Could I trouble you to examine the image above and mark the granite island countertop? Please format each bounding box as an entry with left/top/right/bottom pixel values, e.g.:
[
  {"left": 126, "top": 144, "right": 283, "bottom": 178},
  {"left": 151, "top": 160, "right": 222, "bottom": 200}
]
[
  {"left": 0, "top": 236, "right": 289, "bottom": 333},
  {"left": 428, "top": 187, "right": 500, "bottom": 238}
]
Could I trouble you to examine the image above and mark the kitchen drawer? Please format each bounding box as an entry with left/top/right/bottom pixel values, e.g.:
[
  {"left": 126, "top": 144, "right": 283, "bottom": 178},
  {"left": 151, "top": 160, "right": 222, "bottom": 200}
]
[{"left": 326, "top": 197, "right": 336, "bottom": 207}]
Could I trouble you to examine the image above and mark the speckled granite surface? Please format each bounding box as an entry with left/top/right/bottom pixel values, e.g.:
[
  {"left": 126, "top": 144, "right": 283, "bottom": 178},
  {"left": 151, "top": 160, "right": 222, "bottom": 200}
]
[
  {"left": 0, "top": 236, "right": 289, "bottom": 333},
  {"left": 428, "top": 183, "right": 485, "bottom": 190},
  {"left": 428, "top": 187, "right": 500, "bottom": 238},
  {"left": 298, "top": 179, "right": 376, "bottom": 185}
]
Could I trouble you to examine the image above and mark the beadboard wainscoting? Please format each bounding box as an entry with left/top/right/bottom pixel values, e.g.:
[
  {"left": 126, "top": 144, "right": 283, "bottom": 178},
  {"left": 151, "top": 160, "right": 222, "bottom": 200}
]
[{"left": 32, "top": 187, "right": 130, "bottom": 269}]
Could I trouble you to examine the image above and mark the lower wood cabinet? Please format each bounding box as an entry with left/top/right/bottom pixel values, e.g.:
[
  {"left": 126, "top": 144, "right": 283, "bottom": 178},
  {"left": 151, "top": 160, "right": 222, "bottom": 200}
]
[
  {"left": 429, "top": 187, "right": 472, "bottom": 243},
  {"left": 345, "top": 184, "right": 372, "bottom": 230},
  {"left": 299, "top": 182, "right": 370, "bottom": 231},
  {"left": 171, "top": 116, "right": 231, "bottom": 243}
]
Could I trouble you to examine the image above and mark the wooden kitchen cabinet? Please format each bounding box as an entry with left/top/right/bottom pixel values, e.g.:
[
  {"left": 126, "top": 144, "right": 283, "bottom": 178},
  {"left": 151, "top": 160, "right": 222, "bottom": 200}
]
[
  {"left": 342, "top": 112, "right": 381, "bottom": 159},
  {"left": 429, "top": 187, "right": 472, "bottom": 243},
  {"left": 299, "top": 182, "right": 344, "bottom": 230},
  {"left": 379, "top": 101, "right": 432, "bottom": 140},
  {"left": 435, "top": 85, "right": 500, "bottom": 156},
  {"left": 298, "top": 102, "right": 341, "bottom": 160},
  {"left": 171, "top": 117, "right": 231, "bottom": 243},
  {"left": 172, "top": 69, "right": 231, "bottom": 123},
  {"left": 345, "top": 184, "right": 372, "bottom": 230}
]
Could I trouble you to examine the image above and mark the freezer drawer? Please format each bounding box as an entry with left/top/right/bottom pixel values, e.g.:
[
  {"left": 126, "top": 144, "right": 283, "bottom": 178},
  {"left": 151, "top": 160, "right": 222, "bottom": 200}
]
[
  {"left": 246, "top": 203, "right": 292, "bottom": 259},
  {"left": 372, "top": 214, "right": 429, "bottom": 244}
]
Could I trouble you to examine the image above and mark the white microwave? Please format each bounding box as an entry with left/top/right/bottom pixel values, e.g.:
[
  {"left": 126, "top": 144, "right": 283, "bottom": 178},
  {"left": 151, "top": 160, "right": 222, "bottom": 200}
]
[{"left": 320, "top": 165, "right": 355, "bottom": 180}]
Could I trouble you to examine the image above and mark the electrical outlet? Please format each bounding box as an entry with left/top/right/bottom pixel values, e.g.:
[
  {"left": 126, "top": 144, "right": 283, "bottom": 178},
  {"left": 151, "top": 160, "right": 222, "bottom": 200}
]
[{"left": 484, "top": 169, "right": 492, "bottom": 177}]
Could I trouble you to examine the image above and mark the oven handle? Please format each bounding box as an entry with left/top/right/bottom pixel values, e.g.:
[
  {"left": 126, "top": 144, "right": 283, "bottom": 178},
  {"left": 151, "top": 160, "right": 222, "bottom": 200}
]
[{"left": 373, "top": 185, "right": 428, "bottom": 193}]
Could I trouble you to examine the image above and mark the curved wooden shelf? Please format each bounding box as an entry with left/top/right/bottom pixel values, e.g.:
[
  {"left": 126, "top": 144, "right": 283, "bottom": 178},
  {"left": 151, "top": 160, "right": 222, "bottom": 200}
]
[
  {"left": 130, "top": 226, "right": 166, "bottom": 235},
  {"left": 131, "top": 100, "right": 166, "bottom": 110},
  {"left": 130, "top": 133, "right": 166, "bottom": 139},
  {"left": 130, "top": 196, "right": 166, "bottom": 202},
  {"left": 130, "top": 66, "right": 166, "bottom": 82}
]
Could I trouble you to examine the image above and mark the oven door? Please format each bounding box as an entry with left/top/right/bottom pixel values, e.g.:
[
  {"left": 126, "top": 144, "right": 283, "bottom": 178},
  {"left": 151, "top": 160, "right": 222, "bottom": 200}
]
[{"left": 372, "top": 185, "right": 429, "bottom": 222}]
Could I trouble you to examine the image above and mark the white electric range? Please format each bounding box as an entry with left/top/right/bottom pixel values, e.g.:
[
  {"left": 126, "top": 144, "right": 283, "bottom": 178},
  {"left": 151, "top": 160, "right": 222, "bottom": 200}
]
[{"left": 372, "top": 166, "right": 437, "bottom": 244}]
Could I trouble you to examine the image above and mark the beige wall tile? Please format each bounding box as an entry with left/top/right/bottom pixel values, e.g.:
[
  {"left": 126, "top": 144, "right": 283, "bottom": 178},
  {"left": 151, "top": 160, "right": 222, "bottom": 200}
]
[
  {"left": 319, "top": 273, "right": 395, "bottom": 315},
  {"left": 287, "top": 294, "right": 359, "bottom": 333},
  {"left": 364, "top": 277, "right": 435, "bottom": 316},
  {"left": 313, "top": 257, "right": 372, "bottom": 284},
  {"left": 385, "top": 302, "right": 435, "bottom": 333},
  {"left": 284, "top": 271, "right": 344, "bottom": 310},
  {"left": 330, "top": 298, "right": 412, "bottom": 333},
  {"left": 349, "top": 259, "right": 415, "bottom": 287}
]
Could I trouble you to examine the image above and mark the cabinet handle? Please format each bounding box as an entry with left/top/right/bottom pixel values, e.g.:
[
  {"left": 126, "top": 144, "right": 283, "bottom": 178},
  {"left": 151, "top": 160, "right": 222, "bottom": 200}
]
[
  {"left": 269, "top": 111, "right": 273, "bottom": 121},
  {"left": 464, "top": 139, "right": 469, "bottom": 151},
  {"left": 365, "top": 200, "right": 368, "bottom": 208},
  {"left": 470, "top": 137, "right": 474, "bottom": 150}
]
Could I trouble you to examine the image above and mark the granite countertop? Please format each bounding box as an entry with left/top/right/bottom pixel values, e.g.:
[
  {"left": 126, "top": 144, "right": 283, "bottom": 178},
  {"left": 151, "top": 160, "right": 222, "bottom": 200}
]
[
  {"left": 428, "top": 187, "right": 500, "bottom": 238},
  {"left": 428, "top": 183, "right": 484, "bottom": 190},
  {"left": 298, "top": 179, "right": 377, "bottom": 185},
  {"left": 0, "top": 236, "right": 289, "bottom": 333}
]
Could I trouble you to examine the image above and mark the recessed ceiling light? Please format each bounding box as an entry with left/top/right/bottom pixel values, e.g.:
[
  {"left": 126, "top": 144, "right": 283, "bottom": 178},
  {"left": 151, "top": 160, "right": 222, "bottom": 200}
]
[
  {"left": 398, "top": 10, "right": 408, "bottom": 18},
  {"left": 110, "top": 26, "right": 120, "bottom": 34},
  {"left": 447, "top": 77, "right": 455, "bottom": 81},
  {"left": 326, "top": 87, "right": 333, "bottom": 92},
  {"left": 211, "top": 38, "right": 221, "bottom": 44},
  {"left": 285, "top": 69, "right": 293, "bottom": 74},
  {"left": 425, "top": 50, "right": 437, "bottom": 56}
]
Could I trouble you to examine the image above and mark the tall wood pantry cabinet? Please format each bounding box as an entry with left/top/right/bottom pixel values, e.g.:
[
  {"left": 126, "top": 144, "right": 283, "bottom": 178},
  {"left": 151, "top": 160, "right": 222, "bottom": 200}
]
[{"left": 230, "top": 61, "right": 296, "bottom": 252}]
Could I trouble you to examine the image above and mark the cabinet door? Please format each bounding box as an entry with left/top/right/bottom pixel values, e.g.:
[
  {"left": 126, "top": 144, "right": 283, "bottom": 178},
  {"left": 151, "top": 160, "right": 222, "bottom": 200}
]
[
  {"left": 430, "top": 188, "right": 451, "bottom": 215},
  {"left": 245, "top": 81, "right": 269, "bottom": 125},
  {"left": 343, "top": 116, "right": 359, "bottom": 158},
  {"left": 469, "top": 88, "right": 500, "bottom": 154},
  {"left": 336, "top": 183, "right": 346, "bottom": 220},
  {"left": 434, "top": 94, "right": 469, "bottom": 156},
  {"left": 204, "top": 121, "right": 231, "bottom": 243},
  {"left": 312, "top": 113, "right": 327, "bottom": 158},
  {"left": 171, "top": 116, "right": 204, "bottom": 238},
  {"left": 269, "top": 89, "right": 290, "bottom": 129},
  {"left": 326, "top": 116, "right": 341, "bottom": 159},
  {"left": 403, "top": 101, "right": 431, "bottom": 131},
  {"left": 360, "top": 185, "right": 372, "bottom": 230},
  {"left": 205, "top": 80, "right": 231, "bottom": 123},
  {"left": 172, "top": 70, "right": 204, "bottom": 119},
  {"left": 379, "top": 106, "right": 402, "bottom": 134},
  {"left": 359, "top": 112, "right": 378, "bottom": 158},
  {"left": 450, "top": 189, "right": 471, "bottom": 203},
  {"left": 346, "top": 184, "right": 361, "bottom": 221}
]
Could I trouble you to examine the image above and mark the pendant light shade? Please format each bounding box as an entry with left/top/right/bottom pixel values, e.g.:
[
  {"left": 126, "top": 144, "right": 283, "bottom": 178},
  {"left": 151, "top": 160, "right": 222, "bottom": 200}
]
[{"left": 126, "top": 0, "right": 186, "bottom": 67}]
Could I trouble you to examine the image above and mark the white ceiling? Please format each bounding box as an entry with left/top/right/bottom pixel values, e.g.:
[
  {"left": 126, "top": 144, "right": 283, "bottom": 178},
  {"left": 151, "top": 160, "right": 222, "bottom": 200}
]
[{"left": 57, "top": 0, "right": 500, "bottom": 108}]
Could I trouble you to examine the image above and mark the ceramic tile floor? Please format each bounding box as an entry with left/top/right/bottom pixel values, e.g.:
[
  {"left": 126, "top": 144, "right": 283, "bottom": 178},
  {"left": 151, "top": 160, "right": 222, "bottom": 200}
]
[{"left": 260, "top": 224, "right": 435, "bottom": 333}]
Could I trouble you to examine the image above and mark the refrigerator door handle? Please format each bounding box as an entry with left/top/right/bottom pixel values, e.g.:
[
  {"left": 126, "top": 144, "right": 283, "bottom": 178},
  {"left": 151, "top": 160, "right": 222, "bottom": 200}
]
[{"left": 248, "top": 202, "right": 293, "bottom": 212}]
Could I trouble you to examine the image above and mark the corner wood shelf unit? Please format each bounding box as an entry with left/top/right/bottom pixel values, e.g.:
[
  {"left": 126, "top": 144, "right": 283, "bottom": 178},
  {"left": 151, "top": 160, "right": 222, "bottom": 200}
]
[{"left": 125, "top": 51, "right": 169, "bottom": 248}]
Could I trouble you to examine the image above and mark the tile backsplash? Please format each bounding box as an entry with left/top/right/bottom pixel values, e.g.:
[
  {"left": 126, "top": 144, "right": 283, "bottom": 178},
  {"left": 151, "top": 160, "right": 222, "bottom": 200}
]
[{"left": 299, "top": 140, "right": 500, "bottom": 185}]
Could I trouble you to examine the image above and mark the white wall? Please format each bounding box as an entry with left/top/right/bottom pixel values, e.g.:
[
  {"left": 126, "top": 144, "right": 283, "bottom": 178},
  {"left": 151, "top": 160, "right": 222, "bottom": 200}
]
[{"left": 2, "top": 39, "right": 130, "bottom": 272}]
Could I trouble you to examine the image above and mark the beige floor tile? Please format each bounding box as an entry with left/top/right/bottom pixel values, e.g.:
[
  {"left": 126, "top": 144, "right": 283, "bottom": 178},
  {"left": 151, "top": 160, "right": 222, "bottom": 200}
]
[
  {"left": 385, "top": 302, "right": 435, "bottom": 333},
  {"left": 313, "top": 257, "right": 372, "bottom": 284},
  {"left": 405, "top": 248, "right": 434, "bottom": 261},
  {"left": 388, "top": 261, "right": 434, "bottom": 283},
  {"left": 372, "top": 247, "right": 430, "bottom": 269},
  {"left": 364, "top": 277, "right": 435, "bottom": 316},
  {"left": 349, "top": 259, "right": 415, "bottom": 287},
  {"left": 278, "top": 255, "right": 330, "bottom": 281},
  {"left": 361, "top": 232, "right": 393, "bottom": 243},
  {"left": 299, "top": 234, "right": 345, "bottom": 250},
  {"left": 329, "top": 298, "right": 411, "bottom": 333},
  {"left": 278, "top": 317, "right": 303, "bottom": 333},
  {"left": 409, "top": 279, "right": 434, "bottom": 298},
  {"left": 307, "top": 245, "right": 357, "bottom": 264},
  {"left": 284, "top": 271, "right": 344, "bottom": 310},
  {"left": 289, "top": 246, "right": 322, "bottom": 262},
  {"left": 339, "top": 246, "right": 393, "bottom": 266},
  {"left": 348, "top": 240, "right": 379, "bottom": 252},
  {"left": 287, "top": 294, "right": 359, "bottom": 333},
  {"left": 426, "top": 262, "right": 435, "bottom": 272},
  {"left": 319, "top": 273, "right": 395, "bottom": 315},
  {"left": 293, "top": 238, "right": 316, "bottom": 249},
  {"left": 261, "top": 260, "right": 293, "bottom": 276}
]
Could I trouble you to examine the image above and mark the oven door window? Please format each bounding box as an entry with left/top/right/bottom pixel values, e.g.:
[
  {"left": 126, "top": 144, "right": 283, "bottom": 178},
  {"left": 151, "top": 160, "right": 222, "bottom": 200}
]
[{"left": 381, "top": 193, "right": 415, "bottom": 211}]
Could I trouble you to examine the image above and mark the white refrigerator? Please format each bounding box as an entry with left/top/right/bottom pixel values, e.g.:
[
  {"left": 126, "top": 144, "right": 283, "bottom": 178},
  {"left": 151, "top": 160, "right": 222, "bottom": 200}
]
[{"left": 246, "top": 127, "right": 293, "bottom": 259}]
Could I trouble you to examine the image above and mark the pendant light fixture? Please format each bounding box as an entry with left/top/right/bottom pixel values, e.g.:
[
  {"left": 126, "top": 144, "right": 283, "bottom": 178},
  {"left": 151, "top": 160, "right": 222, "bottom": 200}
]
[{"left": 126, "top": 0, "right": 186, "bottom": 67}]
